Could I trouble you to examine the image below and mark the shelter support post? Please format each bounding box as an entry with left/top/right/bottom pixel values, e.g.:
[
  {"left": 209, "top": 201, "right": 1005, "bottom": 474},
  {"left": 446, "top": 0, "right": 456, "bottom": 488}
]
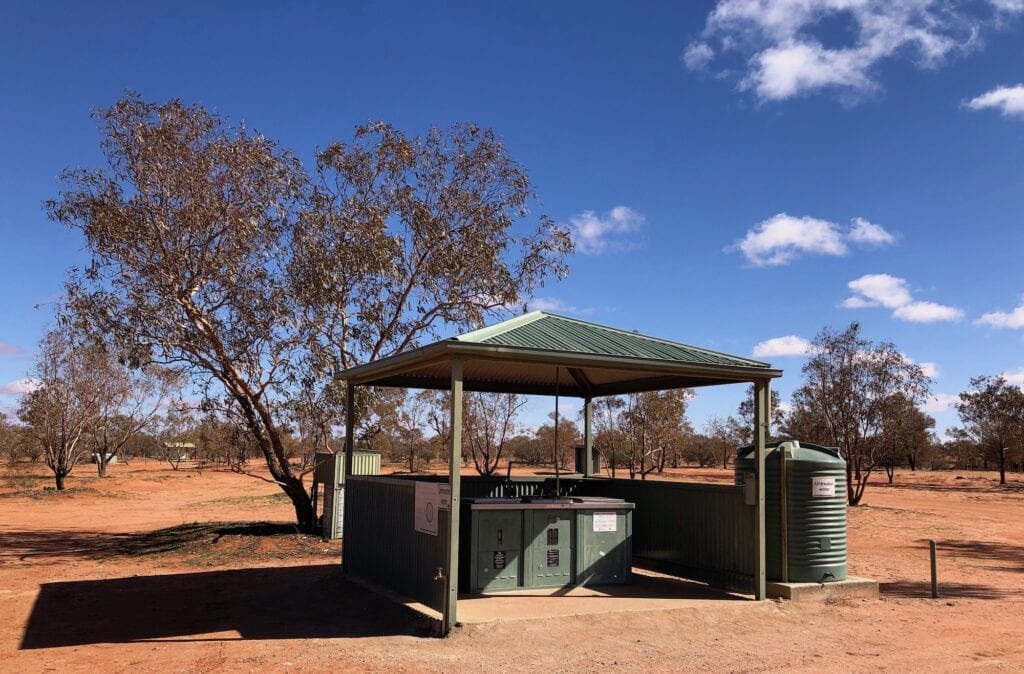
[
  {"left": 443, "top": 360, "right": 464, "bottom": 634},
  {"left": 342, "top": 381, "right": 356, "bottom": 573},
  {"left": 583, "top": 396, "right": 594, "bottom": 476},
  {"left": 753, "top": 379, "right": 768, "bottom": 600}
]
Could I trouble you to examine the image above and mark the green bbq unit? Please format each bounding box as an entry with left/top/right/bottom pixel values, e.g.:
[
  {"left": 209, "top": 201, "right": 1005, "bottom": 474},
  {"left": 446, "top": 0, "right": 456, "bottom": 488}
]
[{"left": 460, "top": 496, "right": 634, "bottom": 594}]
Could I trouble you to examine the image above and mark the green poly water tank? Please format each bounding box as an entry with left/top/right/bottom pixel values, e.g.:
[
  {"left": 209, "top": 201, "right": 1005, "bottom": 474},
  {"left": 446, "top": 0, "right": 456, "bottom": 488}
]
[{"left": 735, "top": 441, "right": 848, "bottom": 583}]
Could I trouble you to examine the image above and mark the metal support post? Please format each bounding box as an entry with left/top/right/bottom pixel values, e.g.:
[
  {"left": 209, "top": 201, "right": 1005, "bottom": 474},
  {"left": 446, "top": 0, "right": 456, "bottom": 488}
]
[
  {"left": 443, "top": 360, "right": 464, "bottom": 634},
  {"left": 754, "top": 379, "right": 768, "bottom": 600}
]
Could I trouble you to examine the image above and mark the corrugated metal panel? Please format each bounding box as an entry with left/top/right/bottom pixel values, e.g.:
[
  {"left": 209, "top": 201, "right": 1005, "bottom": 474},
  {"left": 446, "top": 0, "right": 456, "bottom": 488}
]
[
  {"left": 456, "top": 312, "right": 769, "bottom": 370},
  {"left": 346, "top": 475, "right": 755, "bottom": 601},
  {"left": 577, "top": 479, "right": 756, "bottom": 594},
  {"left": 343, "top": 476, "right": 447, "bottom": 611}
]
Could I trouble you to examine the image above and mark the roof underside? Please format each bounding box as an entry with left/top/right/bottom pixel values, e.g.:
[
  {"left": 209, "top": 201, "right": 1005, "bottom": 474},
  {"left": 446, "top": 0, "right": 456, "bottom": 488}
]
[{"left": 342, "top": 312, "right": 781, "bottom": 397}]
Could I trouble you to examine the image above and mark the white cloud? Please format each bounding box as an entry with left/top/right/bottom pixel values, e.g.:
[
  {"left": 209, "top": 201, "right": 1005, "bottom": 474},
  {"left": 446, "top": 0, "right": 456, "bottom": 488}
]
[
  {"left": 976, "top": 298, "right": 1024, "bottom": 329},
  {"left": 967, "top": 84, "right": 1024, "bottom": 117},
  {"left": 683, "top": 42, "right": 715, "bottom": 70},
  {"left": 843, "top": 273, "right": 963, "bottom": 323},
  {"left": 922, "top": 393, "right": 960, "bottom": 414},
  {"left": 848, "top": 217, "right": 896, "bottom": 246},
  {"left": 752, "top": 335, "right": 812, "bottom": 358},
  {"left": 689, "top": 1, "right": 1023, "bottom": 102},
  {"left": 846, "top": 273, "right": 913, "bottom": 308},
  {"left": 0, "top": 342, "right": 17, "bottom": 356},
  {"left": 0, "top": 377, "right": 39, "bottom": 396},
  {"left": 568, "top": 206, "right": 645, "bottom": 255},
  {"left": 528, "top": 298, "right": 594, "bottom": 317},
  {"left": 900, "top": 352, "right": 939, "bottom": 378},
  {"left": 732, "top": 213, "right": 894, "bottom": 266},
  {"left": 1002, "top": 367, "right": 1024, "bottom": 388},
  {"left": 893, "top": 301, "right": 964, "bottom": 323}
]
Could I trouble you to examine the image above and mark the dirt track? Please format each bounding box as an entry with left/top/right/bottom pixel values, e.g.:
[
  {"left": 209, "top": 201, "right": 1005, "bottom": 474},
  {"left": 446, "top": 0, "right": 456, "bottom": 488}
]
[{"left": 1, "top": 460, "right": 1022, "bottom": 672}]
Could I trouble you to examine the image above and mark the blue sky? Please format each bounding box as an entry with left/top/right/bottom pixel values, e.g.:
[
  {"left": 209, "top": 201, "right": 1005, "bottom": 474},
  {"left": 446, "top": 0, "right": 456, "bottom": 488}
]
[{"left": 2, "top": 1, "right": 1023, "bottom": 436}]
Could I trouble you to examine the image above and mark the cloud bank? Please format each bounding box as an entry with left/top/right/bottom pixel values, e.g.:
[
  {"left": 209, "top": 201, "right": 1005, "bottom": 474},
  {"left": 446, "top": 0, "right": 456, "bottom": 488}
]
[{"left": 686, "top": 1, "right": 1023, "bottom": 102}]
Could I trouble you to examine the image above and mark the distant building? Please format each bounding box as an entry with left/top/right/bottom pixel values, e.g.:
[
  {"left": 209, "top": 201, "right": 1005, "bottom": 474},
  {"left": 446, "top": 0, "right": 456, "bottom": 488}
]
[{"left": 162, "top": 441, "right": 196, "bottom": 461}]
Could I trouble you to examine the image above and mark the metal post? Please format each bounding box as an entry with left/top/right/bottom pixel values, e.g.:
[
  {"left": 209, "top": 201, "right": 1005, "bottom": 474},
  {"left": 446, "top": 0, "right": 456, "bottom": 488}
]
[
  {"left": 344, "top": 381, "right": 355, "bottom": 479},
  {"left": 443, "top": 360, "right": 464, "bottom": 634},
  {"left": 930, "top": 540, "right": 938, "bottom": 598},
  {"left": 583, "top": 396, "right": 594, "bottom": 477},
  {"left": 341, "top": 381, "right": 356, "bottom": 574},
  {"left": 771, "top": 381, "right": 787, "bottom": 584},
  {"left": 754, "top": 380, "right": 768, "bottom": 600}
]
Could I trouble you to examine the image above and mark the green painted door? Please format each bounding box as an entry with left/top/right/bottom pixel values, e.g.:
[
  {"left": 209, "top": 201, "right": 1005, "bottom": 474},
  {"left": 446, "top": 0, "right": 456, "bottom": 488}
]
[
  {"left": 473, "top": 510, "right": 522, "bottom": 592},
  {"left": 525, "top": 511, "right": 573, "bottom": 587},
  {"left": 576, "top": 510, "right": 632, "bottom": 585}
]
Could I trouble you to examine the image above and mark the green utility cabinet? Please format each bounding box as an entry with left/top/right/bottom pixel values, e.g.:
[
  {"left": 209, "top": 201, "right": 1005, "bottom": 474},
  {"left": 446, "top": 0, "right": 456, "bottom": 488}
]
[
  {"left": 525, "top": 510, "right": 573, "bottom": 587},
  {"left": 469, "top": 510, "right": 522, "bottom": 592},
  {"left": 576, "top": 506, "right": 632, "bottom": 585},
  {"left": 460, "top": 497, "right": 634, "bottom": 594}
]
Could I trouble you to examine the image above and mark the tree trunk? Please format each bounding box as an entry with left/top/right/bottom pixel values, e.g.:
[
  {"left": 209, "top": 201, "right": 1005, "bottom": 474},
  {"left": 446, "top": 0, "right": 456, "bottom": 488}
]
[
  {"left": 907, "top": 452, "right": 916, "bottom": 471},
  {"left": 885, "top": 462, "right": 894, "bottom": 484},
  {"left": 999, "top": 448, "right": 1006, "bottom": 485},
  {"left": 55, "top": 472, "right": 66, "bottom": 491},
  {"left": 97, "top": 458, "right": 107, "bottom": 478}
]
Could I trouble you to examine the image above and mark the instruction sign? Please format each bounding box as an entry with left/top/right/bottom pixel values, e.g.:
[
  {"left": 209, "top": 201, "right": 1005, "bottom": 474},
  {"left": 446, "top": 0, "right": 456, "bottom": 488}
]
[
  {"left": 811, "top": 476, "right": 836, "bottom": 498},
  {"left": 438, "top": 483, "right": 451, "bottom": 510},
  {"left": 414, "top": 481, "right": 439, "bottom": 536},
  {"left": 593, "top": 512, "right": 617, "bottom": 532}
]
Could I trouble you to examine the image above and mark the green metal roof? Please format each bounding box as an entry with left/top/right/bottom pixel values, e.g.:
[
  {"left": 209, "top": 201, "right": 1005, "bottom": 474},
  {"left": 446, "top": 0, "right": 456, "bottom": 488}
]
[
  {"left": 341, "top": 311, "right": 780, "bottom": 397},
  {"left": 454, "top": 311, "right": 770, "bottom": 369}
]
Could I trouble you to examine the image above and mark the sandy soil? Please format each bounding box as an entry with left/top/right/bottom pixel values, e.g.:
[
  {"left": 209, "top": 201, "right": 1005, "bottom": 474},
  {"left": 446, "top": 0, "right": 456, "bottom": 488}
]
[{"left": 1, "top": 459, "right": 1022, "bottom": 672}]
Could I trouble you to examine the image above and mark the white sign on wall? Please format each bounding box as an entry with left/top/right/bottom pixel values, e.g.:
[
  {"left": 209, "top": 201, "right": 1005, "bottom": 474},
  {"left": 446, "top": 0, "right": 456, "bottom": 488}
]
[
  {"left": 811, "top": 476, "right": 836, "bottom": 498},
  {"left": 438, "top": 484, "right": 451, "bottom": 511},
  {"left": 414, "top": 481, "right": 439, "bottom": 536},
  {"left": 593, "top": 512, "right": 617, "bottom": 533}
]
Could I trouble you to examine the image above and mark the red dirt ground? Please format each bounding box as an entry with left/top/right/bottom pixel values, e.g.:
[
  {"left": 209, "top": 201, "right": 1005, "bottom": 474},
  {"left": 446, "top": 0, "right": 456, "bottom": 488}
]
[{"left": 1, "top": 460, "right": 1022, "bottom": 672}]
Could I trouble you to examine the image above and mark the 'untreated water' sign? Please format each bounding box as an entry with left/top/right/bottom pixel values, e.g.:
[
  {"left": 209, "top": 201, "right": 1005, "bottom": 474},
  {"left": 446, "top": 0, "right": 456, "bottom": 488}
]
[{"left": 811, "top": 476, "right": 836, "bottom": 498}]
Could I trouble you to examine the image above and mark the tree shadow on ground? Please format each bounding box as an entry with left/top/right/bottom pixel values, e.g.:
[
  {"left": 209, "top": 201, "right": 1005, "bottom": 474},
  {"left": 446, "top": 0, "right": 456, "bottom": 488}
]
[
  {"left": 881, "top": 477, "right": 1024, "bottom": 495},
  {"left": 880, "top": 580, "right": 1016, "bottom": 599},
  {"left": 0, "top": 522, "right": 313, "bottom": 565},
  {"left": 20, "top": 564, "right": 434, "bottom": 649},
  {"left": 924, "top": 539, "right": 1024, "bottom": 574}
]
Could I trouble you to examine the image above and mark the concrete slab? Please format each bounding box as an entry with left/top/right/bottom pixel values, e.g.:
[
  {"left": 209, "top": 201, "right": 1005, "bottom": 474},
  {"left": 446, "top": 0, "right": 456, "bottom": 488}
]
[
  {"left": 766, "top": 576, "right": 879, "bottom": 602},
  {"left": 454, "top": 570, "right": 745, "bottom": 624},
  {"left": 351, "top": 569, "right": 748, "bottom": 627}
]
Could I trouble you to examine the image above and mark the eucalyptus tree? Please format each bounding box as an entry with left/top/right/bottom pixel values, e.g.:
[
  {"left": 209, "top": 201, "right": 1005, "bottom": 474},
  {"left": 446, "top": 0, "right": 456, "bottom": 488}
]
[
  {"left": 732, "top": 384, "right": 785, "bottom": 445},
  {"left": 788, "top": 323, "right": 931, "bottom": 505},
  {"left": 18, "top": 325, "right": 109, "bottom": 490},
  {"left": 621, "top": 389, "right": 693, "bottom": 479},
  {"left": 877, "top": 393, "right": 935, "bottom": 483},
  {"left": 89, "top": 359, "right": 183, "bottom": 477},
  {"left": 49, "top": 94, "right": 571, "bottom": 529},
  {"left": 464, "top": 393, "right": 528, "bottom": 475},
  {"left": 49, "top": 94, "right": 313, "bottom": 521},
  {"left": 954, "top": 376, "right": 1024, "bottom": 485}
]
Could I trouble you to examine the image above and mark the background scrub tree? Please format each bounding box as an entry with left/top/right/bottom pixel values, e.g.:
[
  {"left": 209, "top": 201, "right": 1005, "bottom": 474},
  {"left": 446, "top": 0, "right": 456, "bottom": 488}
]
[
  {"left": 954, "top": 376, "right": 1024, "bottom": 485},
  {"left": 787, "top": 322, "right": 931, "bottom": 505},
  {"left": 18, "top": 325, "right": 108, "bottom": 490},
  {"left": 463, "top": 392, "right": 527, "bottom": 475}
]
